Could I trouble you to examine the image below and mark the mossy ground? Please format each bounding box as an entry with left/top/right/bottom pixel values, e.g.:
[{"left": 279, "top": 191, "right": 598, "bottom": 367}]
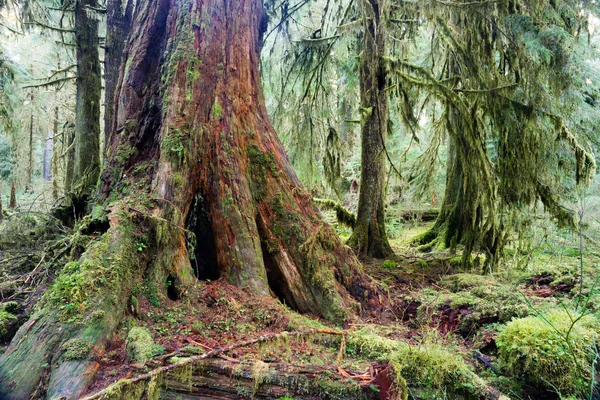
[{"left": 1, "top": 197, "right": 599, "bottom": 399}]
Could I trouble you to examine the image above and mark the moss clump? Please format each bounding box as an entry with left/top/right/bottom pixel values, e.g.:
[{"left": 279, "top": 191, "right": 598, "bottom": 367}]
[
  {"left": 0, "top": 310, "right": 17, "bottom": 335},
  {"left": 497, "top": 311, "right": 598, "bottom": 397},
  {"left": 126, "top": 327, "right": 154, "bottom": 364},
  {"left": 347, "top": 328, "right": 490, "bottom": 399},
  {"left": 441, "top": 273, "right": 493, "bottom": 291},
  {"left": 62, "top": 338, "right": 93, "bottom": 361}
]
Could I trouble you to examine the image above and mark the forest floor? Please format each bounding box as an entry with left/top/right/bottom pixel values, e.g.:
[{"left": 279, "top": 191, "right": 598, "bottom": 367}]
[{"left": 1, "top": 193, "right": 599, "bottom": 399}]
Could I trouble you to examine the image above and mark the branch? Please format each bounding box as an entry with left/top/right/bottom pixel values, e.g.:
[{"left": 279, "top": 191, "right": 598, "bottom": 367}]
[
  {"left": 22, "top": 76, "right": 76, "bottom": 89},
  {"left": 24, "top": 21, "right": 74, "bottom": 33}
]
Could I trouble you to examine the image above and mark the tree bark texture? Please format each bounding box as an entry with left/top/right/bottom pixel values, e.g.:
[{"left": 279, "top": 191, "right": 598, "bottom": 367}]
[
  {"left": 348, "top": 0, "right": 393, "bottom": 259},
  {"left": 104, "top": 0, "right": 133, "bottom": 147},
  {"left": 0, "top": 1, "right": 381, "bottom": 398},
  {"left": 74, "top": 0, "right": 101, "bottom": 194}
]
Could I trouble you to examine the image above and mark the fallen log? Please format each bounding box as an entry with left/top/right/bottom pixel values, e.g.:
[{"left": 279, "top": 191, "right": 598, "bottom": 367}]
[
  {"left": 161, "top": 358, "right": 380, "bottom": 400},
  {"left": 398, "top": 209, "right": 439, "bottom": 222}
]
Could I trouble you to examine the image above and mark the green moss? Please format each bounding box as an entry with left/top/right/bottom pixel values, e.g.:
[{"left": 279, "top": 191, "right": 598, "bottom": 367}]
[
  {"left": 247, "top": 144, "right": 278, "bottom": 201},
  {"left": 126, "top": 327, "right": 154, "bottom": 364},
  {"left": 347, "top": 328, "right": 489, "bottom": 399},
  {"left": 497, "top": 310, "right": 598, "bottom": 396},
  {"left": 62, "top": 338, "right": 93, "bottom": 361},
  {"left": 212, "top": 102, "right": 222, "bottom": 118},
  {"left": 162, "top": 127, "right": 189, "bottom": 166},
  {"left": 441, "top": 273, "right": 493, "bottom": 292},
  {"left": 381, "top": 260, "right": 398, "bottom": 270},
  {"left": 0, "top": 310, "right": 17, "bottom": 334},
  {"left": 115, "top": 144, "right": 138, "bottom": 166},
  {"left": 314, "top": 198, "right": 356, "bottom": 229}
]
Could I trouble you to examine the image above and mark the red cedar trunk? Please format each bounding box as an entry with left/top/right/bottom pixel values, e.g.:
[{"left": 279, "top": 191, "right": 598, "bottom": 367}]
[{"left": 0, "top": 1, "right": 381, "bottom": 398}]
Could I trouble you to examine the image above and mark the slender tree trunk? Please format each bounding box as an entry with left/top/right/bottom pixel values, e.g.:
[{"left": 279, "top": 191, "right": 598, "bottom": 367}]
[
  {"left": 52, "top": 107, "right": 59, "bottom": 199},
  {"left": 43, "top": 129, "right": 53, "bottom": 182},
  {"left": 0, "top": 1, "right": 381, "bottom": 398},
  {"left": 348, "top": 0, "right": 393, "bottom": 258},
  {"left": 26, "top": 92, "right": 34, "bottom": 192},
  {"left": 64, "top": 123, "right": 75, "bottom": 192},
  {"left": 104, "top": 0, "right": 133, "bottom": 147},
  {"left": 73, "top": 0, "right": 101, "bottom": 195},
  {"left": 9, "top": 179, "right": 16, "bottom": 208}
]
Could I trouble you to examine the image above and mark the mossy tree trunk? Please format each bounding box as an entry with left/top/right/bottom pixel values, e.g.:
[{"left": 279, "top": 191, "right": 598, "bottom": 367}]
[
  {"left": 348, "top": 0, "right": 393, "bottom": 259},
  {"left": 415, "top": 55, "right": 500, "bottom": 267},
  {"left": 0, "top": 1, "right": 381, "bottom": 398},
  {"left": 74, "top": 0, "right": 101, "bottom": 195},
  {"left": 104, "top": 0, "right": 133, "bottom": 148}
]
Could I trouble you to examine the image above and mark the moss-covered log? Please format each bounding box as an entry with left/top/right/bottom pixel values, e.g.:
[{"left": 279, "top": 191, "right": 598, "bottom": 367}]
[
  {"left": 0, "top": 0, "right": 382, "bottom": 397},
  {"left": 161, "top": 358, "right": 378, "bottom": 400}
]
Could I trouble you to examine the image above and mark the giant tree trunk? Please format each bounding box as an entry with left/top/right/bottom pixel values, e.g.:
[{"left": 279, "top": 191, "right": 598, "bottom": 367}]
[
  {"left": 73, "top": 0, "right": 101, "bottom": 195},
  {"left": 0, "top": 1, "right": 380, "bottom": 398},
  {"left": 348, "top": 0, "right": 393, "bottom": 259},
  {"left": 104, "top": 0, "right": 133, "bottom": 147}
]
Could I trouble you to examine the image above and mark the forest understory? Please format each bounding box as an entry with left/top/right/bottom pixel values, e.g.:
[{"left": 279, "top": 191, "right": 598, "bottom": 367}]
[
  {"left": 1, "top": 190, "right": 599, "bottom": 400},
  {"left": 1, "top": 0, "right": 600, "bottom": 399}
]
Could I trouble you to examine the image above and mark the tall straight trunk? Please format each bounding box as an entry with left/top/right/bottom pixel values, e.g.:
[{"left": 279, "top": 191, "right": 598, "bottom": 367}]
[
  {"left": 73, "top": 0, "right": 101, "bottom": 195},
  {"left": 104, "top": 0, "right": 133, "bottom": 146},
  {"left": 52, "top": 107, "right": 59, "bottom": 198},
  {"left": 64, "top": 123, "right": 75, "bottom": 192},
  {"left": 9, "top": 179, "right": 15, "bottom": 208},
  {"left": 26, "top": 92, "right": 34, "bottom": 192},
  {"left": 43, "top": 130, "right": 53, "bottom": 181},
  {"left": 348, "top": 0, "right": 393, "bottom": 258},
  {"left": 0, "top": 1, "right": 381, "bottom": 398}
]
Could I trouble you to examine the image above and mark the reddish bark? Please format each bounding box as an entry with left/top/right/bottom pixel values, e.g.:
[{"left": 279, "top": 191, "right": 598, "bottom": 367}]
[{"left": 0, "top": 1, "right": 381, "bottom": 398}]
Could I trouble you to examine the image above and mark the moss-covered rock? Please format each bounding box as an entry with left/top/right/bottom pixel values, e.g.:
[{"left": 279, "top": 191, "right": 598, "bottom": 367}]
[
  {"left": 497, "top": 310, "right": 598, "bottom": 397},
  {"left": 126, "top": 327, "right": 154, "bottom": 364}
]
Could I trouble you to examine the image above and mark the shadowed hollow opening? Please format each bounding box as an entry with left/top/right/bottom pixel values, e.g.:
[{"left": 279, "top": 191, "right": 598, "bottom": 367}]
[
  {"left": 187, "top": 194, "right": 219, "bottom": 281},
  {"left": 257, "top": 218, "right": 299, "bottom": 311},
  {"left": 166, "top": 275, "right": 179, "bottom": 301}
]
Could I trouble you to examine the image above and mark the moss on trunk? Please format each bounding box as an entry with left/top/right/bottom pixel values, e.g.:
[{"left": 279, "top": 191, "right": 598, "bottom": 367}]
[
  {"left": 74, "top": 0, "right": 101, "bottom": 195},
  {"left": 347, "top": 0, "right": 393, "bottom": 259},
  {"left": 0, "top": 0, "right": 382, "bottom": 397}
]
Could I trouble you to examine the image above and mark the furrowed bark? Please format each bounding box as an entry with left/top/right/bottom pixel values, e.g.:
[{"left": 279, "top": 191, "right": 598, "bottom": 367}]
[
  {"left": 104, "top": 0, "right": 133, "bottom": 148},
  {"left": 0, "top": 0, "right": 382, "bottom": 397}
]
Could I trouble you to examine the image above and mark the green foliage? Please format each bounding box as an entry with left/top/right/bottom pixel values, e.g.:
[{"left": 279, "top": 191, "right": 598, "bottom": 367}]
[
  {"left": 162, "top": 127, "right": 189, "bottom": 166},
  {"left": 125, "top": 327, "right": 154, "bottom": 364},
  {"left": 381, "top": 259, "right": 397, "bottom": 270},
  {"left": 497, "top": 310, "right": 598, "bottom": 396},
  {"left": 0, "top": 310, "right": 16, "bottom": 335}
]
